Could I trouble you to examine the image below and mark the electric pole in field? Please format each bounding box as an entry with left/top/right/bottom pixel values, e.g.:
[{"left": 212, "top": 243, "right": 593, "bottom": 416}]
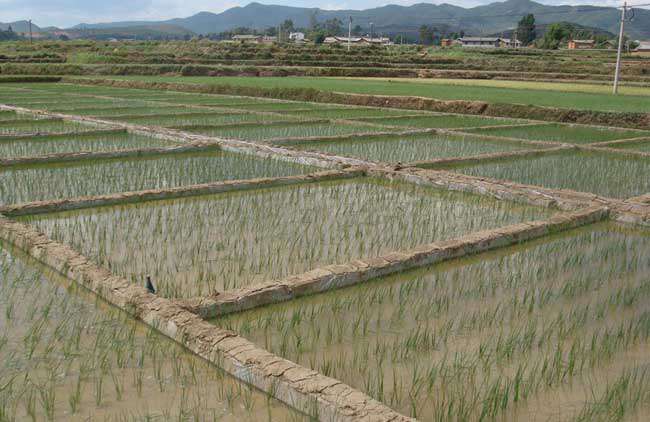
[
  {"left": 348, "top": 16, "right": 352, "bottom": 51},
  {"left": 29, "top": 19, "right": 33, "bottom": 43},
  {"left": 613, "top": 2, "right": 628, "bottom": 94}
]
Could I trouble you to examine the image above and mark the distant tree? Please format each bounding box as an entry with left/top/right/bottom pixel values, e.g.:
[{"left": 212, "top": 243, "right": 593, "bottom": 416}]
[
  {"left": 309, "top": 12, "right": 319, "bottom": 30},
  {"left": 280, "top": 19, "right": 295, "bottom": 33},
  {"left": 313, "top": 30, "right": 327, "bottom": 44},
  {"left": 419, "top": 25, "right": 433, "bottom": 45},
  {"left": 517, "top": 14, "right": 536, "bottom": 46},
  {"left": 352, "top": 24, "right": 363, "bottom": 36},
  {"left": 324, "top": 18, "right": 343, "bottom": 36},
  {"left": 59, "top": 34, "right": 70, "bottom": 41},
  {"left": 538, "top": 23, "right": 569, "bottom": 49}
]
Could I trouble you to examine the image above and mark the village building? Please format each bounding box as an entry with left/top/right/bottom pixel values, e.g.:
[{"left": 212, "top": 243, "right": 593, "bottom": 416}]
[
  {"left": 635, "top": 41, "right": 650, "bottom": 53},
  {"left": 440, "top": 38, "right": 460, "bottom": 47},
  {"left": 568, "top": 39, "right": 595, "bottom": 49},
  {"left": 323, "top": 36, "right": 392, "bottom": 46},
  {"left": 231, "top": 35, "right": 277, "bottom": 44},
  {"left": 458, "top": 37, "right": 521, "bottom": 48}
]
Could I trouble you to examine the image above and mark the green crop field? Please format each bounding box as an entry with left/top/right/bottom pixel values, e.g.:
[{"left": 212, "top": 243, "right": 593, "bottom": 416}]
[
  {"left": 448, "top": 151, "right": 650, "bottom": 199},
  {"left": 465, "top": 124, "right": 649, "bottom": 144},
  {"left": 1, "top": 79, "right": 649, "bottom": 421},
  {"left": 0, "top": 151, "right": 312, "bottom": 205},
  {"left": 610, "top": 140, "right": 650, "bottom": 154},
  {"left": 185, "top": 121, "right": 397, "bottom": 140},
  {"left": 100, "top": 76, "right": 650, "bottom": 113},
  {"left": 220, "top": 223, "right": 650, "bottom": 421},
  {"left": 23, "top": 178, "right": 552, "bottom": 298},
  {"left": 352, "top": 114, "right": 522, "bottom": 129},
  {"left": 0, "top": 244, "right": 307, "bottom": 421},
  {"left": 0, "top": 130, "right": 176, "bottom": 159},
  {"left": 287, "top": 133, "right": 537, "bottom": 163}
]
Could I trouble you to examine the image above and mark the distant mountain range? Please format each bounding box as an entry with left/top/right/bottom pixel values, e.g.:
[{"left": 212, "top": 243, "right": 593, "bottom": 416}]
[
  {"left": 3, "top": 0, "right": 650, "bottom": 39},
  {"left": 0, "top": 21, "right": 42, "bottom": 33}
]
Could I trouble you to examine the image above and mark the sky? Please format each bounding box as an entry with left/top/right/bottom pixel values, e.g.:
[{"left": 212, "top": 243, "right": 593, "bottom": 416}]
[{"left": 0, "top": 0, "right": 629, "bottom": 28}]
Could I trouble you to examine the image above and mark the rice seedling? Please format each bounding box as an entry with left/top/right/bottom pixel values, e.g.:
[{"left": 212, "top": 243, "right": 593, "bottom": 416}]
[
  {"left": 447, "top": 150, "right": 650, "bottom": 199},
  {"left": 189, "top": 121, "right": 398, "bottom": 140},
  {"left": 119, "top": 112, "right": 300, "bottom": 127},
  {"left": 352, "top": 114, "right": 522, "bottom": 129},
  {"left": 572, "top": 368, "right": 650, "bottom": 422},
  {"left": 0, "top": 131, "right": 177, "bottom": 159},
  {"left": 277, "top": 108, "right": 424, "bottom": 120},
  {"left": 288, "top": 133, "right": 537, "bottom": 163},
  {"left": 0, "top": 150, "right": 313, "bottom": 205},
  {"left": 22, "top": 177, "right": 552, "bottom": 297},
  {"left": 134, "top": 95, "right": 273, "bottom": 106},
  {"left": 464, "top": 123, "right": 648, "bottom": 144},
  {"left": 222, "top": 102, "right": 338, "bottom": 112},
  {"left": 0, "top": 244, "right": 308, "bottom": 421},
  {"left": 218, "top": 223, "right": 650, "bottom": 421},
  {"left": 58, "top": 106, "right": 195, "bottom": 117},
  {"left": 6, "top": 99, "right": 138, "bottom": 110},
  {"left": 0, "top": 119, "right": 105, "bottom": 136},
  {"left": 0, "top": 111, "right": 33, "bottom": 122},
  {"left": 608, "top": 140, "right": 650, "bottom": 154}
]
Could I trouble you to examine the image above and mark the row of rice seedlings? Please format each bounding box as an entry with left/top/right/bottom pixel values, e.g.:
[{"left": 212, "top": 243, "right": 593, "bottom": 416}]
[
  {"left": 119, "top": 112, "right": 301, "bottom": 127},
  {"left": 188, "top": 121, "right": 399, "bottom": 141},
  {"left": 4, "top": 98, "right": 138, "bottom": 108},
  {"left": 0, "top": 119, "right": 103, "bottom": 136},
  {"left": 0, "top": 245, "right": 309, "bottom": 421},
  {"left": 218, "top": 223, "right": 650, "bottom": 421},
  {"left": 0, "top": 95, "right": 65, "bottom": 104},
  {"left": 448, "top": 150, "right": 650, "bottom": 199},
  {"left": 135, "top": 95, "right": 275, "bottom": 106},
  {"left": 352, "top": 114, "right": 522, "bottom": 129},
  {"left": 22, "top": 177, "right": 553, "bottom": 298},
  {"left": 464, "top": 123, "right": 648, "bottom": 144},
  {"left": 572, "top": 367, "right": 650, "bottom": 422},
  {"left": 0, "top": 131, "right": 177, "bottom": 159},
  {"left": 277, "top": 108, "right": 426, "bottom": 120},
  {"left": 70, "top": 106, "right": 200, "bottom": 117},
  {"left": 0, "top": 150, "right": 312, "bottom": 205},
  {"left": 0, "top": 111, "right": 16, "bottom": 121},
  {"left": 0, "top": 111, "right": 35, "bottom": 122},
  {"left": 222, "top": 102, "right": 340, "bottom": 112},
  {"left": 609, "top": 139, "right": 650, "bottom": 154},
  {"left": 287, "top": 133, "right": 536, "bottom": 164}
]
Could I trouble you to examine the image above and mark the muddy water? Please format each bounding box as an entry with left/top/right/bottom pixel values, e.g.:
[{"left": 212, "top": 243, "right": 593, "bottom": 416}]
[
  {"left": 23, "top": 177, "right": 553, "bottom": 298},
  {"left": 0, "top": 243, "right": 308, "bottom": 421},
  {"left": 218, "top": 223, "right": 650, "bottom": 421}
]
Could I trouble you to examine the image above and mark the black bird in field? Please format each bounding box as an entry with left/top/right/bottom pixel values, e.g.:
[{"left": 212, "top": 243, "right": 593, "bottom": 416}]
[{"left": 146, "top": 276, "right": 156, "bottom": 294}]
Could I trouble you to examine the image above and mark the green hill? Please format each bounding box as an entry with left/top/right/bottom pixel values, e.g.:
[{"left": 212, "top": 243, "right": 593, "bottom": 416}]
[{"left": 15, "top": 1, "right": 650, "bottom": 40}]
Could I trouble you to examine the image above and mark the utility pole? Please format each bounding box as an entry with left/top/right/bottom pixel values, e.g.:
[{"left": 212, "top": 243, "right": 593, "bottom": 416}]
[
  {"left": 29, "top": 19, "right": 33, "bottom": 44},
  {"left": 348, "top": 16, "right": 352, "bottom": 51},
  {"left": 370, "top": 22, "right": 374, "bottom": 41},
  {"left": 613, "top": 2, "right": 628, "bottom": 94}
]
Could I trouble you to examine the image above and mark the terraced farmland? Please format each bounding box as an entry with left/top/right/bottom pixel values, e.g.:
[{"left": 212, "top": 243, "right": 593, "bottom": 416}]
[{"left": 0, "top": 81, "right": 649, "bottom": 422}]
